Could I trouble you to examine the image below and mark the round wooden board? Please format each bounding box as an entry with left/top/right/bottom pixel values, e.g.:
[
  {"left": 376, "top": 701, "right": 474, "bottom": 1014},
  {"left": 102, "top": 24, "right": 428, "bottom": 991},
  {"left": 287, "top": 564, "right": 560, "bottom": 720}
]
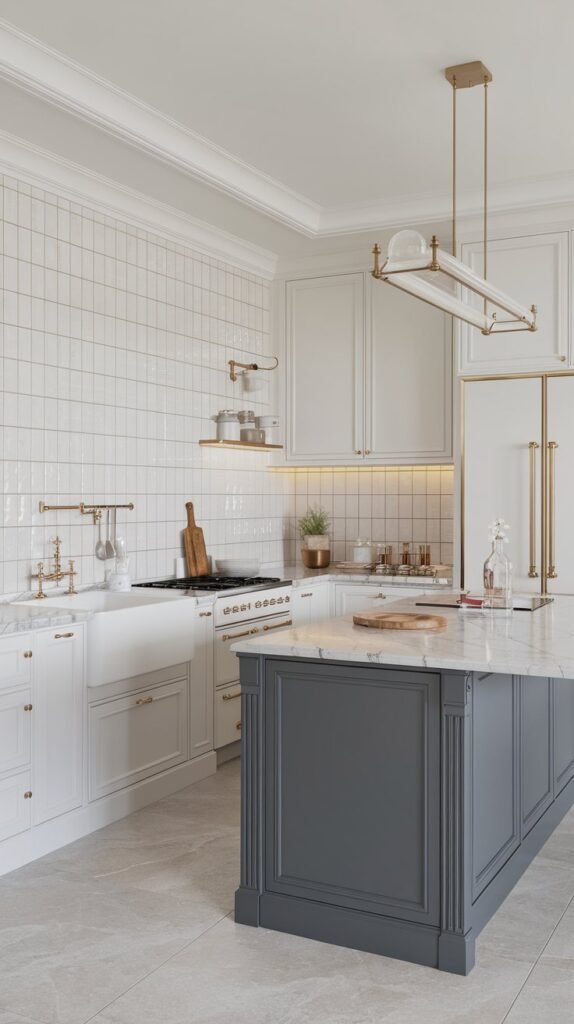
[{"left": 352, "top": 611, "right": 448, "bottom": 631}]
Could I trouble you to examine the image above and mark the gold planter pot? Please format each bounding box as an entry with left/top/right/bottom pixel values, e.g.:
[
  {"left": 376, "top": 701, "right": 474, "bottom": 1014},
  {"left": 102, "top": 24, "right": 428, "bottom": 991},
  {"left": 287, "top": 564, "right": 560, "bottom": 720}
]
[{"left": 301, "top": 548, "right": 330, "bottom": 569}]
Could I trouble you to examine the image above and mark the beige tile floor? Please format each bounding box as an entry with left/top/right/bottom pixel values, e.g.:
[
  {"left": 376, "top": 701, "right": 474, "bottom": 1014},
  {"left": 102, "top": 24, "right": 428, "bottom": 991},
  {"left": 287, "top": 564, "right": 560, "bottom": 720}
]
[{"left": 1, "top": 759, "right": 573, "bottom": 1024}]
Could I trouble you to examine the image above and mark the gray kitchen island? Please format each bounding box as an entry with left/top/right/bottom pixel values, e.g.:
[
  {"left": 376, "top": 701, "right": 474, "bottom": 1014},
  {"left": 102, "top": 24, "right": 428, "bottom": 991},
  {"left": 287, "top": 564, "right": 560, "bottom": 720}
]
[{"left": 231, "top": 598, "right": 574, "bottom": 974}]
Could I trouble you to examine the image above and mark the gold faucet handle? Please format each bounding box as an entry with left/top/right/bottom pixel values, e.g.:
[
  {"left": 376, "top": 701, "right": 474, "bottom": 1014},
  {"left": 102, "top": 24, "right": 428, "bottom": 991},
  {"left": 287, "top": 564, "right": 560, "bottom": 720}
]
[
  {"left": 36, "top": 561, "right": 44, "bottom": 576},
  {"left": 67, "top": 560, "right": 78, "bottom": 595}
]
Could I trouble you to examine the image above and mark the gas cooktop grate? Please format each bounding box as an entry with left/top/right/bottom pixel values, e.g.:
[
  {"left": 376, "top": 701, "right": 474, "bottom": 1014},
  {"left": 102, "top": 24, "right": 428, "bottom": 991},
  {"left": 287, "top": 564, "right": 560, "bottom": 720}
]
[{"left": 133, "top": 576, "right": 281, "bottom": 592}]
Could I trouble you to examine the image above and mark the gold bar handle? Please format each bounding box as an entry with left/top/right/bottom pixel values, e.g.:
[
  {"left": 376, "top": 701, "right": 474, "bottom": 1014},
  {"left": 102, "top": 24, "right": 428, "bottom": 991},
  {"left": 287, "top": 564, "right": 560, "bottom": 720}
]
[
  {"left": 528, "top": 442, "right": 539, "bottom": 578},
  {"left": 262, "top": 619, "right": 292, "bottom": 632},
  {"left": 135, "top": 696, "right": 153, "bottom": 705},
  {"left": 221, "top": 627, "right": 259, "bottom": 642},
  {"left": 222, "top": 691, "right": 241, "bottom": 702},
  {"left": 548, "top": 441, "right": 558, "bottom": 578},
  {"left": 54, "top": 632, "right": 74, "bottom": 639}
]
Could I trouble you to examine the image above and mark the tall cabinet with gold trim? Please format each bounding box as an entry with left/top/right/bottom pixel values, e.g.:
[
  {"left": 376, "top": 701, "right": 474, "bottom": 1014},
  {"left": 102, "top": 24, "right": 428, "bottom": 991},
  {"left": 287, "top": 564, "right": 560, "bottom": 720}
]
[{"left": 462, "top": 373, "right": 574, "bottom": 595}]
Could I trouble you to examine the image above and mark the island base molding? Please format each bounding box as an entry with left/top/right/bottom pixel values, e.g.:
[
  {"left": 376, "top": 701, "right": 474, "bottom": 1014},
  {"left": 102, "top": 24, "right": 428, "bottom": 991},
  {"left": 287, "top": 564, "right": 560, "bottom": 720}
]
[{"left": 234, "top": 654, "right": 574, "bottom": 975}]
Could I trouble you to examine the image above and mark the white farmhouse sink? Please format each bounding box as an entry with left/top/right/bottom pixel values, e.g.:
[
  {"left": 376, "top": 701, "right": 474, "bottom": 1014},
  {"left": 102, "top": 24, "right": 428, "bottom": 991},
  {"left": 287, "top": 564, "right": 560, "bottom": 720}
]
[{"left": 16, "top": 589, "right": 197, "bottom": 687}]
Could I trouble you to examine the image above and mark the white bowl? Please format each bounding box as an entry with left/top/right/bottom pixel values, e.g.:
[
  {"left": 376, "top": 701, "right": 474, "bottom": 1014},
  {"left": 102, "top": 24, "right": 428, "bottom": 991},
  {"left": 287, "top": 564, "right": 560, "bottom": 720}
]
[{"left": 215, "top": 558, "right": 261, "bottom": 577}]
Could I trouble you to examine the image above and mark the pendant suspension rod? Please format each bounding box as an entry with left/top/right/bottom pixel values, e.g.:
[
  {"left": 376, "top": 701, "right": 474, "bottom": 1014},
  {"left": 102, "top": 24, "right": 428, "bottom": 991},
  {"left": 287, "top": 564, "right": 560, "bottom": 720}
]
[
  {"left": 452, "top": 76, "right": 457, "bottom": 257},
  {"left": 483, "top": 75, "right": 489, "bottom": 314}
]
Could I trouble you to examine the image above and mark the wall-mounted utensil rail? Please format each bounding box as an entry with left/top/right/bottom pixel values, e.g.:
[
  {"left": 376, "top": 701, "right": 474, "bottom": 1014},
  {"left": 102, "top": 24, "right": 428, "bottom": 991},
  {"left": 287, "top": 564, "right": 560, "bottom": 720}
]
[{"left": 39, "top": 501, "right": 135, "bottom": 524}]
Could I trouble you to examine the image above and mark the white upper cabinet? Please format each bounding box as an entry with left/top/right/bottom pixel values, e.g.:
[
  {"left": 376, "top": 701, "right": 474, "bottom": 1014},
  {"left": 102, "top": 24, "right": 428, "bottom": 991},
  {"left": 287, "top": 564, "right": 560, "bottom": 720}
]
[
  {"left": 366, "top": 277, "right": 452, "bottom": 462},
  {"left": 286, "top": 274, "right": 364, "bottom": 462},
  {"left": 284, "top": 271, "right": 452, "bottom": 465},
  {"left": 458, "top": 232, "right": 570, "bottom": 376}
]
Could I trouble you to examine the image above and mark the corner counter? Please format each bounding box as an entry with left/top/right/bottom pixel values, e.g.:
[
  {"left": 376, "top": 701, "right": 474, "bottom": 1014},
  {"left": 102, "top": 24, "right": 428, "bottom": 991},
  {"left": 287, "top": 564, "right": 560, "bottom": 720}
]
[{"left": 232, "top": 598, "right": 574, "bottom": 974}]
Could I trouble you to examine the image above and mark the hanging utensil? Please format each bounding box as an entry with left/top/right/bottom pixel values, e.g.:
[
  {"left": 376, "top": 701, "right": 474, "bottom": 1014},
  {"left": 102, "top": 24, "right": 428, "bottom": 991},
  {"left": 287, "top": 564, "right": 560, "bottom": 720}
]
[
  {"left": 105, "top": 509, "right": 115, "bottom": 559},
  {"left": 95, "top": 513, "right": 107, "bottom": 560}
]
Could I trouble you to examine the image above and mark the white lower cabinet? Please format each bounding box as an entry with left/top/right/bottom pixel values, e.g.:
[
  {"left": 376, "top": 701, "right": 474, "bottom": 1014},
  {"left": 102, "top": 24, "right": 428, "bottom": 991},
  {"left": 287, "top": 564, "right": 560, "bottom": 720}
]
[
  {"left": 291, "top": 584, "right": 331, "bottom": 626},
  {"left": 33, "top": 627, "right": 84, "bottom": 826},
  {"left": 189, "top": 607, "right": 214, "bottom": 758},
  {"left": 334, "top": 583, "right": 422, "bottom": 616},
  {"left": 89, "top": 671, "right": 189, "bottom": 801},
  {"left": 0, "top": 771, "right": 32, "bottom": 842},
  {"left": 215, "top": 682, "right": 242, "bottom": 749}
]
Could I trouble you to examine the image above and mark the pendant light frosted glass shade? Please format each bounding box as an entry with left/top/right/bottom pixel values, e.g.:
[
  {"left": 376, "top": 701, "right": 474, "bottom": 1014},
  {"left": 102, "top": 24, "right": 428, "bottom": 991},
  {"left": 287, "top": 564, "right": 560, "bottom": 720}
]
[{"left": 374, "top": 233, "right": 537, "bottom": 335}]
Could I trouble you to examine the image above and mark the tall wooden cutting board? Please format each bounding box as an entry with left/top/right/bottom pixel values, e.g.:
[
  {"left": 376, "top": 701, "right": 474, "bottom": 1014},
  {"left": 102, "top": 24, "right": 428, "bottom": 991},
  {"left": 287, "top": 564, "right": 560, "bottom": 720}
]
[{"left": 184, "top": 502, "right": 209, "bottom": 577}]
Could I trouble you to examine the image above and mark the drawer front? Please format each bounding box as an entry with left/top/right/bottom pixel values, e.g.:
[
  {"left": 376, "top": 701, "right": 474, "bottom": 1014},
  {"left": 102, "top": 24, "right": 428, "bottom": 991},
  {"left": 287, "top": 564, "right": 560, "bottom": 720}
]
[
  {"left": 0, "top": 770, "right": 32, "bottom": 842},
  {"left": 215, "top": 682, "right": 242, "bottom": 749},
  {"left": 0, "top": 689, "right": 32, "bottom": 776},
  {"left": 0, "top": 637, "right": 34, "bottom": 691},
  {"left": 89, "top": 678, "right": 189, "bottom": 800}
]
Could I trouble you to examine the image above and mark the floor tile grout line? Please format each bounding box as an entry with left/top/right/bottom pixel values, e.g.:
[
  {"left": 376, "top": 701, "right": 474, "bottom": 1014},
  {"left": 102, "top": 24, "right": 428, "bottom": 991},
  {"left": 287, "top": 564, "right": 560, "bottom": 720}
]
[
  {"left": 500, "top": 890, "right": 574, "bottom": 1023},
  {"left": 81, "top": 910, "right": 234, "bottom": 1024}
]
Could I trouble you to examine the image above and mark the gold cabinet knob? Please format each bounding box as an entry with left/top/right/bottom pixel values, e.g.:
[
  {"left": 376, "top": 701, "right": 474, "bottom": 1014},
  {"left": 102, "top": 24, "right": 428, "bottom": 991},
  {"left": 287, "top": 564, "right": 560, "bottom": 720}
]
[
  {"left": 24, "top": 791, "right": 32, "bottom": 799},
  {"left": 24, "top": 704, "right": 33, "bottom": 712},
  {"left": 365, "top": 449, "right": 371, "bottom": 455},
  {"left": 235, "top": 721, "right": 242, "bottom": 731},
  {"left": 23, "top": 651, "right": 33, "bottom": 659},
  {"left": 355, "top": 450, "right": 362, "bottom": 455}
]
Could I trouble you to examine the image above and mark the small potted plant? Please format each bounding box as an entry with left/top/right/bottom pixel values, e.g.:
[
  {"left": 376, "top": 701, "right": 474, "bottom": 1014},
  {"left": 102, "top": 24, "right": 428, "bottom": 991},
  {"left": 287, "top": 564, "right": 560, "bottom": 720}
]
[{"left": 298, "top": 505, "right": 331, "bottom": 568}]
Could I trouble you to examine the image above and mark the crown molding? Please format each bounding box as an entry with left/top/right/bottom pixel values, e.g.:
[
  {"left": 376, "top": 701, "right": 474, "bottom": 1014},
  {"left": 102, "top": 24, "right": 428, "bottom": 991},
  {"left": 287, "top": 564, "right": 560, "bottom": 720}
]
[
  {"left": 1, "top": 18, "right": 574, "bottom": 242},
  {"left": 0, "top": 130, "right": 277, "bottom": 279},
  {"left": 0, "top": 18, "right": 320, "bottom": 236}
]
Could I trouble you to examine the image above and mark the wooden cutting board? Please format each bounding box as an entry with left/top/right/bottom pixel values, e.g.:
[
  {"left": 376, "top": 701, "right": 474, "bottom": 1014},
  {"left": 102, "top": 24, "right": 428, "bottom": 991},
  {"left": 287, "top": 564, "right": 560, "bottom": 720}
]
[
  {"left": 184, "top": 502, "right": 209, "bottom": 577},
  {"left": 352, "top": 611, "right": 448, "bottom": 631}
]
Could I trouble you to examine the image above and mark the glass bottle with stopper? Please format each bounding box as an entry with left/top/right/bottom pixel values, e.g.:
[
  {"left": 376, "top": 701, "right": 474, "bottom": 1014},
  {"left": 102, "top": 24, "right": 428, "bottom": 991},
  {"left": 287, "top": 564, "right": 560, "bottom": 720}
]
[{"left": 483, "top": 518, "right": 512, "bottom": 610}]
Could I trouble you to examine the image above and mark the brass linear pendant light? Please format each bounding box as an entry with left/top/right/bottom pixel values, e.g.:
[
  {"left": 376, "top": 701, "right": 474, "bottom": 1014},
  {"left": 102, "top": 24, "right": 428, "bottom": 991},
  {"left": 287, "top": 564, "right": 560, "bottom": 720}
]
[{"left": 371, "top": 61, "right": 537, "bottom": 335}]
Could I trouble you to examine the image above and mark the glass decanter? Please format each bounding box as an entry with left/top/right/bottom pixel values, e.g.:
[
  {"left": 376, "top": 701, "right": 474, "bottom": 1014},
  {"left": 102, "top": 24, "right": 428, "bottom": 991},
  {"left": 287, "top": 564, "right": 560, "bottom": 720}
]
[{"left": 483, "top": 518, "right": 512, "bottom": 610}]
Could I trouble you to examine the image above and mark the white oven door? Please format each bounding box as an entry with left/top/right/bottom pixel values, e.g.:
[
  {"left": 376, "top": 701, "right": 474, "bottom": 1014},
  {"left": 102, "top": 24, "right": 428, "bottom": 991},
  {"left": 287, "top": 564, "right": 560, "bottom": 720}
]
[{"left": 215, "top": 613, "right": 293, "bottom": 687}]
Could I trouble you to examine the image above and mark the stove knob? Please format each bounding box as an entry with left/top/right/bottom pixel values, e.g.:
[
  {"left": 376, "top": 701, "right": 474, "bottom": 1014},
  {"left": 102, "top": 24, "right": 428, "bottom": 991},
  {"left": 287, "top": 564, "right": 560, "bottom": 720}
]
[
  {"left": 223, "top": 608, "right": 231, "bottom": 615},
  {"left": 255, "top": 601, "right": 262, "bottom": 609},
  {"left": 269, "top": 598, "right": 276, "bottom": 605},
  {"left": 232, "top": 606, "right": 239, "bottom": 613},
  {"left": 285, "top": 595, "right": 290, "bottom": 603},
  {"left": 240, "top": 603, "right": 248, "bottom": 611},
  {"left": 263, "top": 600, "right": 269, "bottom": 607},
  {"left": 277, "top": 597, "right": 284, "bottom": 604}
]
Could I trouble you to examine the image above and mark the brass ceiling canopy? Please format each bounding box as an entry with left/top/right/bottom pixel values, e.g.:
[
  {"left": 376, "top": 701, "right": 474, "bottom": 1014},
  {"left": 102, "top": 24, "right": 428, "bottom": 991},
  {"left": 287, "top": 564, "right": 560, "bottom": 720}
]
[{"left": 371, "top": 60, "right": 537, "bottom": 336}]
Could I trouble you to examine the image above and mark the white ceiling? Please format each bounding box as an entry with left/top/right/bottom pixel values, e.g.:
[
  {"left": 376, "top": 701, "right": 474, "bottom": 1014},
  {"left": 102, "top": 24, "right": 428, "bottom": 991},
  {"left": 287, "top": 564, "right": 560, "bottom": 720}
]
[{"left": 0, "top": 0, "right": 573, "bottom": 238}]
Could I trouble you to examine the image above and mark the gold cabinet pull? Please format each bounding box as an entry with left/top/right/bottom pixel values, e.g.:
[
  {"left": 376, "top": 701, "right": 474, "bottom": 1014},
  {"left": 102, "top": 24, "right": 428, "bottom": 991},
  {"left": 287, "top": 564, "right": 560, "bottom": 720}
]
[
  {"left": 23, "top": 651, "right": 33, "bottom": 659},
  {"left": 300, "top": 592, "right": 313, "bottom": 598},
  {"left": 24, "top": 704, "right": 33, "bottom": 712},
  {"left": 262, "top": 619, "right": 292, "bottom": 632},
  {"left": 221, "top": 627, "right": 259, "bottom": 642},
  {"left": 528, "top": 441, "right": 540, "bottom": 578},
  {"left": 54, "top": 632, "right": 74, "bottom": 639},
  {"left": 235, "top": 721, "right": 242, "bottom": 731},
  {"left": 135, "top": 696, "right": 153, "bottom": 706},
  {"left": 222, "top": 691, "right": 241, "bottom": 702},
  {"left": 548, "top": 441, "right": 558, "bottom": 578},
  {"left": 24, "top": 791, "right": 32, "bottom": 799},
  {"left": 199, "top": 611, "right": 212, "bottom": 617}
]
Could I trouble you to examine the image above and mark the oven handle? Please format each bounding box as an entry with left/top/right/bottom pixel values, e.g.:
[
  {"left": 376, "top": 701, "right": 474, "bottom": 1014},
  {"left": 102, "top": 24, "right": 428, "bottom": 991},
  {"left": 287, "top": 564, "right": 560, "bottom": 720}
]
[
  {"left": 221, "top": 627, "right": 259, "bottom": 642},
  {"left": 262, "top": 619, "right": 292, "bottom": 632}
]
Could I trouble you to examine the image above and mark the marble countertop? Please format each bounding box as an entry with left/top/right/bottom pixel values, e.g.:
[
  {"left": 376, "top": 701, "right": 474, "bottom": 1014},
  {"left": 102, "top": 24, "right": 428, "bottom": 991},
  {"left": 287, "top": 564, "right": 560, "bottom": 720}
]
[
  {"left": 232, "top": 595, "right": 574, "bottom": 679},
  {"left": 281, "top": 565, "right": 452, "bottom": 589},
  {"left": 0, "top": 604, "right": 91, "bottom": 636}
]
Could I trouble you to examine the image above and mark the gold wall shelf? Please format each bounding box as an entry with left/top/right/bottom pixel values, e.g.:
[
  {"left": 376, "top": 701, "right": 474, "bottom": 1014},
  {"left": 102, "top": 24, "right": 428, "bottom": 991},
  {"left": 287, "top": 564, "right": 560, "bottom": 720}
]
[{"left": 199, "top": 439, "right": 283, "bottom": 452}]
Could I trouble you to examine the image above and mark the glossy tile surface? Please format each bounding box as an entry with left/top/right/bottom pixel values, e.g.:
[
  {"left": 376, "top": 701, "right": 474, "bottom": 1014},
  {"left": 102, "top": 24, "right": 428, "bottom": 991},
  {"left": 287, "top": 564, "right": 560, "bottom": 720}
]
[{"left": 0, "top": 761, "right": 572, "bottom": 1024}]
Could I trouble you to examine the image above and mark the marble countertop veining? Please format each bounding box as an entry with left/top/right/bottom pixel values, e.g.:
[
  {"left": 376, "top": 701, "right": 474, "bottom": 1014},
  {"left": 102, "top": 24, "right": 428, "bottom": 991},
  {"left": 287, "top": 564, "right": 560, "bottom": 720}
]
[
  {"left": 0, "top": 604, "right": 91, "bottom": 636},
  {"left": 232, "top": 595, "right": 574, "bottom": 680}
]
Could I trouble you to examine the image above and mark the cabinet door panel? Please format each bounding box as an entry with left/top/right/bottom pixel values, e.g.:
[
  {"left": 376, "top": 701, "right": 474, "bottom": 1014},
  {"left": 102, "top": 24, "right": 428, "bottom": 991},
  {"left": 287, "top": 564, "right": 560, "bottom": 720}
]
[
  {"left": 286, "top": 275, "right": 363, "bottom": 461},
  {"left": 265, "top": 661, "right": 440, "bottom": 925},
  {"left": 334, "top": 584, "right": 420, "bottom": 616},
  {"left": 89, "top": 677, "right": 188, "bottom": 799},
  {"left": 463, "top": 378, "right": 541, "bottom": 592},
  {"left": 459, "top": 232, "right": 569, "bottom": 374},
  {"left": 546, "top": 376, "right": 574, "bottom": 594},
  {"left": 554, "top": 678, "right": 574, "bottom": 795},
  {"left": 0, "top": 771, "right": 31, "bottom": 842},
  {"left": 190, "top": 608, "right": 214, "bottom": 758},
  {"left": 367, "top": 277, "right": 452, "bottom": 461},
  {"left": 291, "top": 585, "right": 331, "bottom": 627},
  {"left": 33, "top": 628, "right": 84, "bottom": 825},
  {"left": 0, "top": 689, "right": 31, "bottom": 775},
  {"left": 521, "top": 676, "right": 553, "bottom": 837}
]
